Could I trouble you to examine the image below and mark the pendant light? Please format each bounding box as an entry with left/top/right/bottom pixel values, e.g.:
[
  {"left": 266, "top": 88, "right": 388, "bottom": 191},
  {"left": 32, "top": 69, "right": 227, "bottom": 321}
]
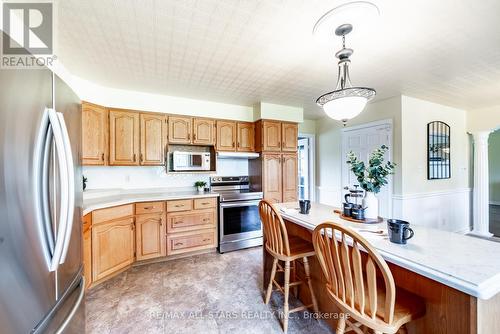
[{"left": 316, "top": 24, "right": 375, "bottom": 124}]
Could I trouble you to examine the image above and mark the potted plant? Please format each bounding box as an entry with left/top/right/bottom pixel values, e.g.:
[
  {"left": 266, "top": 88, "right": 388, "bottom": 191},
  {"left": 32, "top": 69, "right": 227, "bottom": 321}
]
[
  {"left": 194, "top": 181, "right": 207, "bottom": 193},
  {"left": 346, "top": 145, "right": 396, "bottom": 219}
]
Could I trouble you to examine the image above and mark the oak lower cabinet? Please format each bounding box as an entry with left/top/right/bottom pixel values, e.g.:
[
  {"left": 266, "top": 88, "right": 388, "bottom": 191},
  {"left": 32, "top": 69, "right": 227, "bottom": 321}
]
[
  {"left": 250, "top": 152, "right": 298, "bottom": 204},
  {"left": 135, "top": 213, "right": 166, "bottom": 261},
  {"left": 82, "top": 214, "right": 92, "bottom": 289},
  {"left": 91, "top": 211, "right": 135, "bottom": 282},
  {"left": 166, "top": 197, "right": 217, "bottom": 255},
  {"left": 82, "top": 102, "right": 108, "bottom": 166},
  {"left": 166, "top": 229, "right": 216, "bottom": 255},
  {"left": 87, "top": 197, "right": 218, "bottom": 288}
]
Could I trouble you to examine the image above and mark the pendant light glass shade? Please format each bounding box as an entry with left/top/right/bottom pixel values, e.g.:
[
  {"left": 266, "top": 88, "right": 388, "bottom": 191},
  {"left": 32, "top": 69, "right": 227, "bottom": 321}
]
[
  {"left": 316, "top": 24, "right": 375, "bottom": 123},
  {"left": 322, "top": 96, "right": 368, "bottom": 121}
]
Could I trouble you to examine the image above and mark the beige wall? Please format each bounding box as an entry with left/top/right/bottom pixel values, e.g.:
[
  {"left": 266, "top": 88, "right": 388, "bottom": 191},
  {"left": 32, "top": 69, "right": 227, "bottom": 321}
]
[
  {"left": 299, "top": 119, "right": 316, "bottom": 134},
  {"left": 315, "top": 96, "right": 402, "bottom": 203},
  {"left": 401, "top": 96, "right": 469, "bottom": 194},
  {"left": 467, "top": 104, "right": 500, "bottom": 132},
  {"left": 315, "top": 95, "right": 470, "bottom": 201}
]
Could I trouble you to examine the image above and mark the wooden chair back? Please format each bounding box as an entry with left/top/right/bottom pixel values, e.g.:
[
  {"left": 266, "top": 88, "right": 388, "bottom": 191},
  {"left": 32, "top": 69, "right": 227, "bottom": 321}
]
[
  {"left": 312, "top": 222, "right": 396, "bottom": 327},
  {"left": 259, "top": 200, "right": 290, "bottom": 257}
]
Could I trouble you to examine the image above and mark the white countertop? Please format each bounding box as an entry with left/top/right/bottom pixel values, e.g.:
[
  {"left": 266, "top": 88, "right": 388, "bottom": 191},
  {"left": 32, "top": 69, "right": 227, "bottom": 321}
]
[
  {"left": 276, "top": 202, "right": 500, "bottom": 300},
  {"left": 82, "top": 187, "right": 219, "bottom": 215}
]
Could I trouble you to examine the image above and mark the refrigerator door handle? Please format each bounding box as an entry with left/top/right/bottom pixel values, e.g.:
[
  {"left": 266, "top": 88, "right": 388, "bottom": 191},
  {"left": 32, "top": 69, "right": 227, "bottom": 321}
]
[
  {"left": 33, "top": 109, "right": 55, "bottom": 267},
  {"left": 47, "top": 108, "right": 70, "bottom": 272},
  {"left": 54, "top": 278, "right": 85, "bottom": 334},
  {"left": 57, "top": 112, "right": 75, "bottom": 264}
]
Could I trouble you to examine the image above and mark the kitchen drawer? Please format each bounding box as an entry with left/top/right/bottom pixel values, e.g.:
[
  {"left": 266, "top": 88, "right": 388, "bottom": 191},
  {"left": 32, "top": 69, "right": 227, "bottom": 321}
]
[
  {"left": 136, "top": 201, "right": 165, "bottom": 215},
  {"left": 166, "top": 210, "right": 216, "bottom": 233},
  {"left": 166, "top": 229, "right": 216, "bottom": 255},
  {"left": 92, "top": 204, "right": 134, "bottom": 224},
  {"left": 166, "top": 199, "right": 192, "bottom": 212},
  {"left": 193, "top": 197, "right": 217, "bottom": 210}
]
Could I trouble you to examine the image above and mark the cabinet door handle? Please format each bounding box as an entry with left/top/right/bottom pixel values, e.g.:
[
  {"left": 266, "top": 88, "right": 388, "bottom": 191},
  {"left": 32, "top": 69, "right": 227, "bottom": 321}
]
[
  {"left": 143, "top": 206, "right": 153, "bottom": 210},
  {"left": 237, "top": 142, "right": 240, "bottom": 148},
  {"left": 202, "top": 202, "right": 210, "bottom": 205},
  {"left": 174, "top": 242, "right": 184, "bottom": 246},
  {"left": 202, "top": 218, "right": 210, "bottom": 222},
  {"left": 140, "top": 153, "right": 143, "bottom": 162},
  {"left": 175, "top": 204, "right": 184, "bottom": 207},
  {"left": 131, "top": 224, "right": 134, "bottom": 230},
  {"left": 173, "top": 221, "right": 184, "bottom": 225},
  {"left": 188, "top": 134, "right": 190, "bottom": 140},
  {"left": 202, "top": 238, "right": 211, "bottom": 242},
  {"left": 193, "top": 133, "right": 196, "bottom": 140},
  {"left": 101, "top": 153, "right": 105, "bottom": 161},
  {"left": 133, "top": 154, "right": 136, "bottom": 162},
  {"left": 232, "top": 141, "right": 235, "bottom": 147}
]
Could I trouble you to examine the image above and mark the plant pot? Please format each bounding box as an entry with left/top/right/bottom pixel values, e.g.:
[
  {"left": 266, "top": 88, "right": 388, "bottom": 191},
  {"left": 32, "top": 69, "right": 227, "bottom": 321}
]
[
  {"left": 197, "top": 186, "right": 204, "bottom": 193},
  {"left": 363, "top": 191, "right": 379, "bottom": 219}
]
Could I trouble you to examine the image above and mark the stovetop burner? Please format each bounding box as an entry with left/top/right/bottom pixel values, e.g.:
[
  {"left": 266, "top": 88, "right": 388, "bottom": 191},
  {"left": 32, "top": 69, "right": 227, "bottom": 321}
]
[{"left": 210, "top": 176, "right": 263, "bottom": 202}]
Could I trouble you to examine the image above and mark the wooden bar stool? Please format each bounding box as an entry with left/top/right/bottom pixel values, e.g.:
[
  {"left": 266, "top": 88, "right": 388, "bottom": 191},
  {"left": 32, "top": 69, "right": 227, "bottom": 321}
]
[
  {"left": 312, "top": 222, "right": 425, "bottom": 334},
  {"left": 259, "top": 200, "right": 319, "bottom": 333}
]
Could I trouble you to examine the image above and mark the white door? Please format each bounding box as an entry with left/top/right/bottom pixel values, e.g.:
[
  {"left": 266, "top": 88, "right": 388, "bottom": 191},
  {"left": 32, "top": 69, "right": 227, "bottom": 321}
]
[
  {"left": 341, "top": 122, "right": 393, "bottom": 217},
  {"left": 298, "top": 138, "right": 309, "bottom": 200}
]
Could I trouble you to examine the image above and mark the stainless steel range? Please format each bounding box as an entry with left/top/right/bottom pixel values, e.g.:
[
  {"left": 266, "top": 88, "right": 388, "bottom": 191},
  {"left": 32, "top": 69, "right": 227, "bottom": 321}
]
[{"left": 210, "top": 176, "right": 263, "bottom": 253}]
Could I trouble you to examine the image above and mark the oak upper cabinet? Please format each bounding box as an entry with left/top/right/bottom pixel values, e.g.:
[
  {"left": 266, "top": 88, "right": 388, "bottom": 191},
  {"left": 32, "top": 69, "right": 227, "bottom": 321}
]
[
  {"left": 140, "top": 113, "right": 167, "bottom": 165},
  {"left": 168, "top": 116, "right": 192, "bottom": 144},
  {"left": 262, "top": 153, "right": 283, "bottom": 203},
  {"left": 281, "top": 123, "right": 298, "bottom": 152},
  {"left": 282, "top": 153, "right": 298, "bottom": 202},
  {"left": 257, "top": 120, "right": 282, "bottom": 152},
  {"left": 237, "top": 122, "right": 255, "bottom": 152},
  {"left": 216, "top": 120, "right": 236, "bottom": 151},
  {"left": 109, "top": 110, "right": 140, "bottom": 165},
  {"left": 91, "top": 217, "right": 135, "bottom": 282},
  {"left": 193, "top": 118, "right": 215, "bottom": 145},
  {"left": 82, "top": 102, "right": 108, "bottom": 165},
  {"left": 135, "top": 213, "right": 166, "bottom": 261}
]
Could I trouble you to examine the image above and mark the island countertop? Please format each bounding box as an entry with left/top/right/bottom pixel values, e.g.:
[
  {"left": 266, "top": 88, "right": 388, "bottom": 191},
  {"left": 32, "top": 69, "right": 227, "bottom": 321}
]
[
  {"left": 83, "top": 187, "right": 219, "bottom": 215},
  {"left": 275, "top": 202, "right": 500, "bottom": 300}
]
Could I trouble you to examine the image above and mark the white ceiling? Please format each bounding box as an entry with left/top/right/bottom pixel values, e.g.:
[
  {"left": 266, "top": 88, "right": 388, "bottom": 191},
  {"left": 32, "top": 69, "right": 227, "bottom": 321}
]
[{"left": 55, "top": 0, "right": 500, "bottom": 119}]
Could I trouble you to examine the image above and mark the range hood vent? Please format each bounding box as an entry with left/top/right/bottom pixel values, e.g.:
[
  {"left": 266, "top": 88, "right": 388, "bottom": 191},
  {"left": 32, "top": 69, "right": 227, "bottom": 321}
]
[{"left": 217, "top": 152, "right": 260, "bottom": 159}]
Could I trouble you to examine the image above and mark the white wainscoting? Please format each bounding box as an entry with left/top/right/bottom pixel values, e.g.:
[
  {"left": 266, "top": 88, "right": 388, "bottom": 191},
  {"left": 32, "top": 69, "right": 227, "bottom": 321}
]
[
  {"left": 393, "top": 188, "right": 472, "bottom": 233},
  {"left": 316, "top": 186, "right": 342, "bottom": 207},
  {"left": 316, "top": 186, "right": 472, "bottom": 233}
]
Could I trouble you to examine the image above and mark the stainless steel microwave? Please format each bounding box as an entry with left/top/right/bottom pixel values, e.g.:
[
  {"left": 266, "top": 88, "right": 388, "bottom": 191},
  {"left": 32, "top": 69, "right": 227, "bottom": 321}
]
[{"left": 172, "top": 151, "right": 211, "bottom": 171}]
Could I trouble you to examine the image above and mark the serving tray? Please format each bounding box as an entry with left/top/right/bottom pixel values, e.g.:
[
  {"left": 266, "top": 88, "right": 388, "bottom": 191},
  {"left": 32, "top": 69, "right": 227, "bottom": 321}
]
[{"left": 334, "top": 210, "right": 383, "bottom": 224}]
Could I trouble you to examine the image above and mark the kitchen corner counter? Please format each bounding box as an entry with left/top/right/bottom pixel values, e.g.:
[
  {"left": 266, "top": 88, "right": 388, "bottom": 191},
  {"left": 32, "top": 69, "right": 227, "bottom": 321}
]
[
  {"left": 275, "top": 202, "right": 500, "bottom": 300},
  {"left": 83, "top": 188, "right": 219, "bottom": 215}
]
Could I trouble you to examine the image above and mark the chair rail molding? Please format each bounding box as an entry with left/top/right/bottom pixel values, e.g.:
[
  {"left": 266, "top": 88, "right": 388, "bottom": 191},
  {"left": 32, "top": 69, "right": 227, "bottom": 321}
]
[{"left": 471, "top": 131, "right": 493, "bottom": 237}]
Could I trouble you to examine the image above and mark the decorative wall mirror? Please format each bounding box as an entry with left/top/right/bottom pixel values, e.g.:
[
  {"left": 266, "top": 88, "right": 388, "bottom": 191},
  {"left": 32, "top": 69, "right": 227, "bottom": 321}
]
[{"left": 427, "top": 121, "right": 451, "bottom": 179}]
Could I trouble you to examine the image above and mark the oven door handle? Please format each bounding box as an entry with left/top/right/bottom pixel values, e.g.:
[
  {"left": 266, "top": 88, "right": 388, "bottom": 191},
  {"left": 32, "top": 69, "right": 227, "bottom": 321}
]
[{"left": 220, "top": 200, "right": 261, "bottom": 208}]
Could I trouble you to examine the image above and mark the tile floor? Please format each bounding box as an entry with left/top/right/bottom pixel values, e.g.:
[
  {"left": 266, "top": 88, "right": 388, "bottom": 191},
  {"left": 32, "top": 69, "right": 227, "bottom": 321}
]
[{"left": 85, "top": 247, "right": 334, "bottom": 334}]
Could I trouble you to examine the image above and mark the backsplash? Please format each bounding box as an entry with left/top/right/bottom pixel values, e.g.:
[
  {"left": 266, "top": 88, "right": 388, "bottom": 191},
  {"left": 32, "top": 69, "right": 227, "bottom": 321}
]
[{"left": 83, "top": 158, "right": 249, "bottom": 190}]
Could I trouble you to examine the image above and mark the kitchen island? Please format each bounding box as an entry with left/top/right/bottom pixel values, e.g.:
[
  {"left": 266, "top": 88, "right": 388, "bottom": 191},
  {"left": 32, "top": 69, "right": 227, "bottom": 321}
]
[{"left": 264, "top": 202, "right": 500, "bottom": 334}]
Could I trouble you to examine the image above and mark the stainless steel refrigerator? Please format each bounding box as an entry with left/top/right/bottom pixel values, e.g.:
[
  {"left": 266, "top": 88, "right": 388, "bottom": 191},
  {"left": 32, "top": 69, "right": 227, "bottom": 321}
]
[{"left": 0, "top": 68, "right": 85, "bottom": 333}]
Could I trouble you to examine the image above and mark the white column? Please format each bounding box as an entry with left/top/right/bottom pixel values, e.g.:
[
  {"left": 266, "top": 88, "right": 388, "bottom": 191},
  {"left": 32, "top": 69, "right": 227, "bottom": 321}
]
[{"left": 471, "top": 131, "right": 493, "bottom": 237}]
